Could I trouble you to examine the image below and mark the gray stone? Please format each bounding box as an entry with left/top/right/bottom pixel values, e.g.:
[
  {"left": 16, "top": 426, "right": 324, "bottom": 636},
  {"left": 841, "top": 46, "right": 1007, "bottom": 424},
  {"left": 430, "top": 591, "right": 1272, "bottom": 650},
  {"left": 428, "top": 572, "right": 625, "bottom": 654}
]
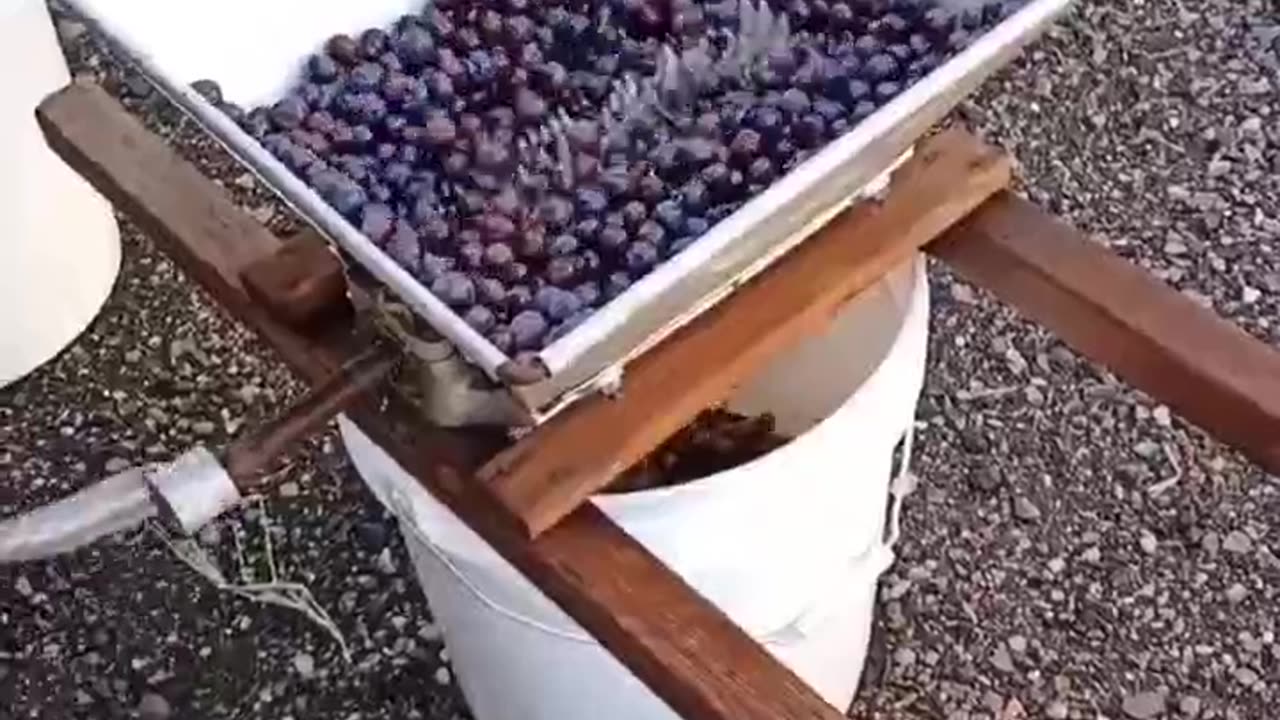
[
  {"left": 1046, "top": 700, "right": 1070, "bottom": 720},
  {"left": 1223, "top": 530, "right": 1253, "bottom": 554},
  {"left": 1226, "top": 583, "right": 1249, "bottom": 604},
  {"left": 1122, "top": 690, "right": 1166, "bottom": 719},
  {"left": 278, "top": 481, "right": 301, "bottom": 498},
  {"left": 1234, "top": 666, "right": 1259, "bottom": 687},
  {"left": 292, "top": 652, "right": 316, "bottom": 679},
  {"left": 991, "top": 646, "right": 1015, "bottom": 673},
  {"left": 1139, "top": 530, "right": 1158, "bottom": 555},
  {"left": 137, "top": 692, "right": 172, "bottom": 720},
  {"left": 56, "top": 19, "right": 88, "bottom": 42},
  {"left": 104, "top": 457, "right": 131, "bottom": 473},
  {"left": 1178, "top": 695, "right": 1202, "bottom": 717},
  {"left": 1013, "top": 496, "right": 1043, "bottom": 522}
]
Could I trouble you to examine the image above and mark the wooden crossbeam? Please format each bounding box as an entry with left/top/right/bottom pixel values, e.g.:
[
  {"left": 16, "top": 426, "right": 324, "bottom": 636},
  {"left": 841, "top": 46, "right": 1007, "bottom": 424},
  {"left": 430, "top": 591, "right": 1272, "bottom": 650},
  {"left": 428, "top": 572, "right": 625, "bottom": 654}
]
[
  {"left": 481, "top": 129, "right": 1012, "bottom": 538},
  {"left": 36, "top": 81, "right": 852, "bottom": 720},
  {"left": 932, "top": 193, "right": 1280, "bottom": 475}
]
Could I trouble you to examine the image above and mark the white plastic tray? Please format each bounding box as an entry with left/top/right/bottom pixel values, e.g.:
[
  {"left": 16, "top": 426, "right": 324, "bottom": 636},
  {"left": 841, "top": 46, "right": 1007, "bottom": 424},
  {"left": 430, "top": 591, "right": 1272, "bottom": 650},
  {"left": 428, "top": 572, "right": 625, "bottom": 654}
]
[{"left": 67, "top": 0, "right": 1072, "bottom": 420}]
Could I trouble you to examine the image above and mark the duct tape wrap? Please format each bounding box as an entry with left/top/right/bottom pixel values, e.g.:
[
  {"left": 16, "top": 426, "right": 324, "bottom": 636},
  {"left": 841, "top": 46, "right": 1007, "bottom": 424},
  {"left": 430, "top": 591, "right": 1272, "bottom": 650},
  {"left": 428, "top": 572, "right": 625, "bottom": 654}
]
[{"left": 145, "top": 446, "right": 241, "bottom": 535}]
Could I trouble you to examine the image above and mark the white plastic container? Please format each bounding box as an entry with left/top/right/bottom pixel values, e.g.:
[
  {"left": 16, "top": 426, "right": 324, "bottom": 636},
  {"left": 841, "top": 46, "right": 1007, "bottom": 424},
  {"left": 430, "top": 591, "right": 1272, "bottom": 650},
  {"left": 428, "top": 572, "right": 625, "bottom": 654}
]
[
  {"left": 0, "top": 0, "right": 120, "bottom": 387},
  {"left": 339, "top": 254, "right": 930, "bottom": 719}
]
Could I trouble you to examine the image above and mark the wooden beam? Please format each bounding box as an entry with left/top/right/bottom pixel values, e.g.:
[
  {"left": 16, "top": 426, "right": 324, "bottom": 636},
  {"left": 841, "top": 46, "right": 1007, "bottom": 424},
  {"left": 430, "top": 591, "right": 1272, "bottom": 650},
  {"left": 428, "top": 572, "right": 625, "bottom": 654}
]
[
  {"left": 36, "top": 81, "right": 852, "bottom": 720},
  {"left": 481, "top": 129, "right": 1013, "bottom": 539},
  {"left": 931, "top": 192, "right": 1280, "bottom": 475},
  {"left": 240, "top": 229, "right": 350, "bottom": 330}
]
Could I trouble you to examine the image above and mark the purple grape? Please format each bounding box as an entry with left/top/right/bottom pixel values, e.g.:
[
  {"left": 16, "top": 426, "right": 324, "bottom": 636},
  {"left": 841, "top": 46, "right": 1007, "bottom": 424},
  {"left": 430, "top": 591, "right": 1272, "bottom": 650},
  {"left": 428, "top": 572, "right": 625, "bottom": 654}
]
[
  {"left": 419, "top": 216, "right": 452, "bottom": 249},
  {"left": 510, "top": 310, "right": 549, "bottom": 350},
  {"left": 431, "top": 272, "right": 476, "bottom": 307},
  {"left": 349, "top": 62, "right": 385, "bottom": 92},
  {"left": 854, "top": 34, "right": 885, "bottom": 57},
  {"left": 360, "top": 28, "right": 390, "bottom": 59},
  {"left": 780, "top": 89, "right": 812, "bottom": 116},
  {"left": 851, "top": 100, "right": 878, "bottom": 121},
  {"left": 502, "top": 261, "right": 530, "bottom": 284},
  {"left": 598, "top": 225, "right": 629, "bottom": 255},
  {"left": 875, "top": 80, "right": 904, "bottom": 103},
  {"left": 548, "top": 234, "right": 580, "bottom": 257},
  {"left": 505, "top": 284, "right": 534, "bottom": 312},
  {"left": 327, "top": 35, "right": 361, "bottom": 66},
  {"left": 360, "top": 202, "right": 395, "bottom": 243},
  {"left": 463, "top": 305, "right": 497, "bottom": 332},
  {"left": 794, "top": 114, "right": 827, "bottom": 147},
  {"left": 684, "top": 216, "right": 710, "bottom": 236},
  {"left": 653, "top": 201, "right": 685, "bottom": 232},
  {"left": 573, "top": 281, "right": 602, "bottom": 308},
  {"left": 729, "top": 129, "right": 765, "bottom": 166},
  {"left": 385, "top": 224, "right": 422, "bottom": 272},
  {"left": 667, "top": 235, "right": 698, "bottom": 258},
  {"left": 604, "top": 271, "right": 633, "bottom": 299},
  {"left": 477, "top": 277, "right": 507, "bottom": 306},
  {"left": 487, "top": 326, "right": 515, "bottom": 354},
  {"left": 458, "top": 239, "right": 485, "bottom": 270},
  {"left": 535, "top": 286, "right": 582, "bottom": 322},
  {"left": 270, "top": 96, "right": 308, "bottom": 129},
  {"left": 419, "top": 253, "right": 455, "bottom": 283},
  {"left": 396, "top": 25, "right": 437, "bottom": 67},
  {"left": 308, "top": 55, "right": 341, "bottom": 83},
  {"left": 621, "top": 201, "right": 648, "bottom": 230},
  {"left": 545, "top": 256, "right": 580, "bottom": 286},
  {"left": 636, "top": 221, "right": 666, "bottom": 248},
  {"left": 681, "top": 180, "right": 710, "bottom": 214},
  {"left": 625, "top": 241, "right": 660, "bottom": 273}
]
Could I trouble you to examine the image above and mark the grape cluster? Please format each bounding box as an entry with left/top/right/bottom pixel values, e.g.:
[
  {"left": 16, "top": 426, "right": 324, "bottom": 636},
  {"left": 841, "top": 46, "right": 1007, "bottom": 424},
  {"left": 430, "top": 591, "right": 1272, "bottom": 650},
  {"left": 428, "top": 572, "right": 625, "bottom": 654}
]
[{"left": 204, "top": 0, "right": 1021, "bottom": 356}]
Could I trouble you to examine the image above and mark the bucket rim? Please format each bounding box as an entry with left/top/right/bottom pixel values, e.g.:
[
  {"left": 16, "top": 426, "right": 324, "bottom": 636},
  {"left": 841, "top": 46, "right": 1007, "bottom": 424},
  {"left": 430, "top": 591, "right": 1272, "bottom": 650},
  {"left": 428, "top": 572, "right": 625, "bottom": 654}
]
[{"left": 594, "top": 253, "right": 928, "bottom": 507}]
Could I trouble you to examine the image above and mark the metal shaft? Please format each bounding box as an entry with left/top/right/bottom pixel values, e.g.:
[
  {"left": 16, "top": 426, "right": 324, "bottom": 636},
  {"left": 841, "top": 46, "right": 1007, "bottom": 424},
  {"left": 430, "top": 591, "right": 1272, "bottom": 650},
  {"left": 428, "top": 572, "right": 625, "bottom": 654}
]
[{"left": 222, "top": 348, "right": 398, "bottom": 489}]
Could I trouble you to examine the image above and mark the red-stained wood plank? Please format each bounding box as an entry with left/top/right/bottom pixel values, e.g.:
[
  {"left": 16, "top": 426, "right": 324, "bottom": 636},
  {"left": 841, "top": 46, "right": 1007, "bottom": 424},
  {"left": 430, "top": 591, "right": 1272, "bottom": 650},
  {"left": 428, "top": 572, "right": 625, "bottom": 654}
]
[
  {"left": 36, "top": 81, "right": 854, "bottom": 720},
  {"left": 481, "top": 129, "right": 1013, "bottom": 539},
  {"left": 931, "top": 192, "right": 1280, "bottom": 475}
]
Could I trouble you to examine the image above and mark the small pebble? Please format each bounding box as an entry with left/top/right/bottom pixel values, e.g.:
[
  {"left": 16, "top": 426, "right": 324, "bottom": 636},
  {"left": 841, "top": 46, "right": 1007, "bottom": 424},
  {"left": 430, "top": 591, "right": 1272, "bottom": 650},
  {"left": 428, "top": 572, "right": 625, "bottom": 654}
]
[
  {"left": 1122, "top": 690, "right": 1166, "bottom": 719},
  {"left": 1223, "top": 530, "right": 1253, "bottom": 554},
  {"left": 1138, "top": 530, "right": 1158, "bottom": 555},
  {"left": 278, "top": 481, "right": 300, "bottom": 498},
  {"left": 137, "top": 692, "right": 172, "bottom": 720},
  {"left": 1225, "top": 583, "right": 1249, "bottom": 604},
  {"left": 434, "top": 666, "right": 452, "bottom": 686},
  {"left": 377, "top": 548, "right": 397, "bottom": 575},
  {"left": 292, "top": 652, "right": 316, "bottom": 679},
  {"left": 991, "top": 646, "right": 1015, "bottom": 673},
  {"left": 105, "top": 457, "right": 131, "bottom": 473},
  {"left": 893, "top": 647, "right": 917, "bottom": 666},
  {"left": 1013, "top": 496, "right": 1042, "bottom": 522}
]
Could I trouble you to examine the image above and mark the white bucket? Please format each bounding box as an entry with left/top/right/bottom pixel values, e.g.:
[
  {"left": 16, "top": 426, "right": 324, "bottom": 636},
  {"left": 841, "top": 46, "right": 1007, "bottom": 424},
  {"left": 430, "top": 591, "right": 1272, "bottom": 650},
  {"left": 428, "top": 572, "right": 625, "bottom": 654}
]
[
  {"left": 339, "top": 254, "right": 930, "bottom": 719},
  {"left": 0, "top": 0, "right": 121, "bottom": 387}
]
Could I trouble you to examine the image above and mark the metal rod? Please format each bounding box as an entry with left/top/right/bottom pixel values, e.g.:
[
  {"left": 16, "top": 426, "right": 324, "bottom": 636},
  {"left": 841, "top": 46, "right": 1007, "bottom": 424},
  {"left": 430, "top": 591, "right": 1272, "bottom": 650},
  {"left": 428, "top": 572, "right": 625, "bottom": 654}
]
[{"left": 222, "top": 348, "right": 398, "bottom": 489}]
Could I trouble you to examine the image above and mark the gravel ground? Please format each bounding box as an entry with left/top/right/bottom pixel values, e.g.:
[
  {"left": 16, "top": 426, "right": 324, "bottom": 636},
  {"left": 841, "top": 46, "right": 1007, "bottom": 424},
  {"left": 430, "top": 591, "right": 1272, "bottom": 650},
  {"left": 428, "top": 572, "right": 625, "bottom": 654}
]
[{"left": 2, "top": 1, "right": 1278, "bottom": 719}]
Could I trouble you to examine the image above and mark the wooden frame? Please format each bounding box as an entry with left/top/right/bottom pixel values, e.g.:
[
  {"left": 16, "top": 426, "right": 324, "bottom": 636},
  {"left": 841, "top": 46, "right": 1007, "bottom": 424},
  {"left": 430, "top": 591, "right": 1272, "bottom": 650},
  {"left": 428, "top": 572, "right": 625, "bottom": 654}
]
[{"left": 36, "top": 82, "right": 1280, "bottom": 720}]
